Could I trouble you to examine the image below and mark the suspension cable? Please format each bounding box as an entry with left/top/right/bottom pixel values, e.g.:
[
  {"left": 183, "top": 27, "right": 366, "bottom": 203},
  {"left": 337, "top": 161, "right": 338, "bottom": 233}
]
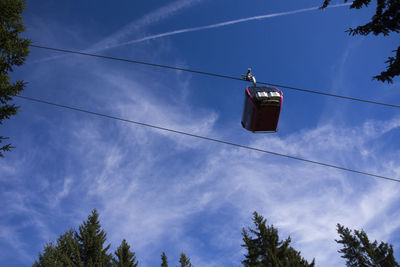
[
  {"left": 30, "top": 44, "right": 400, "bottom": 109},
  {"left": 16, "top": 95, "right": 400, "bottom": 183}
]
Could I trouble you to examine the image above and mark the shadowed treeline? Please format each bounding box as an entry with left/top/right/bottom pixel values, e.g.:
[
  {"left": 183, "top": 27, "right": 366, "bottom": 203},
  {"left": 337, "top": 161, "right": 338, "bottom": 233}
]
[{"left": 33, "top": 210, "right": 398, "bottom": 266}]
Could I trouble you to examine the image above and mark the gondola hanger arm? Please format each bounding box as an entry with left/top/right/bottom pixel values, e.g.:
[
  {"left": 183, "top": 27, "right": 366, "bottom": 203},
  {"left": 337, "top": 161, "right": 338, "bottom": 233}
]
[{"left": 242, "top": 68, "right": 256, "bottom": 86}]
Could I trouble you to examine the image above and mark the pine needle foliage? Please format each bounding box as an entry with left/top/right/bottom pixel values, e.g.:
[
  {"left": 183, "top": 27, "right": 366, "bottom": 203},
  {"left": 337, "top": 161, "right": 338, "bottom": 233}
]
[
  {"left": 336, "top": 224, "right": 400, "bottom": 267},
  {"left": 321, "top": 0, "right": 400, "bottom": 83},
  {"left": 33, "top": 242, "right": 62, "bottom": 267},
  {"left": 161, "top": 252, "right": 168, "bottom": 267},
  {"left": 33, "top": 229, "right": 82, "bottom": 267},
  {"left": 0, "top": 0, "right": 31, "bottom": 157},
  {"left": 75, "top": 209, "right": 113, "bottom": 266},
  {"left": 179, "top": 253, "right": 193, "bottom": 267},
  {"left": 33, "top": 210, "right": 135, "bottom": 267},
  {"left": 34, "top": 210, "right": 399, "bottom": 267},
  {"left": 241, "top": 211, "right": 315, "bottom": 267},
  {"left": 113, "top": 239, "right": 138, "bottom": 267}
]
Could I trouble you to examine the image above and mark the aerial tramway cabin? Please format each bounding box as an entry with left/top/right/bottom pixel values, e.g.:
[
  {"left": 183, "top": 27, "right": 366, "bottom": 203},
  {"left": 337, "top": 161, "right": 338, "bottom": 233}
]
[{"left": 241, "top": 85, "right": 283, "bottom": 132}]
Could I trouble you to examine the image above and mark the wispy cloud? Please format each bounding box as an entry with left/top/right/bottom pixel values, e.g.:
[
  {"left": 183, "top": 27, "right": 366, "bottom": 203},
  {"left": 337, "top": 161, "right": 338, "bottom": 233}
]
[
  {"left": 51, "top": 177, "right": 73, "bottom": 207},
  {"left": 5, "top": 72, "right": 400, "bottom": 267},
  {"left": 6, "top": 46, "right": 400, "bottom": 266},
  {"left": 88, "top": 116, "right": 400, "bottom": 267},
  {"left": 40, "top": 58, "right": 398, "bottom": 265}
]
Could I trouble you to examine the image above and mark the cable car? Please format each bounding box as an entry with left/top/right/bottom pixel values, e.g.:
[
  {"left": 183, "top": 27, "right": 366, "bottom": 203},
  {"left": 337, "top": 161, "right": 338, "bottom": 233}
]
[{"left": 241, "top": 69, "right": 283, "bottom": 132}]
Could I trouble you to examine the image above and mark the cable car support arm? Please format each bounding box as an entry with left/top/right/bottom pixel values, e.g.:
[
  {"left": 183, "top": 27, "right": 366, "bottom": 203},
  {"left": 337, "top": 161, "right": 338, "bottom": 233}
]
[{"left": 242, "top": 68, "right": 256, "bottom": 86}]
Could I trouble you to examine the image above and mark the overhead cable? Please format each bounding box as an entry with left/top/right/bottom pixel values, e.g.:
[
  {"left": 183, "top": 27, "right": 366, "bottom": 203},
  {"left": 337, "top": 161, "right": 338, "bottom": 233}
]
[
  {"left": 30, "top": 44, "right": 400, "bottom": 109},
  {"left": 16, "top": 95, "right": 400, "bottom": 183}
]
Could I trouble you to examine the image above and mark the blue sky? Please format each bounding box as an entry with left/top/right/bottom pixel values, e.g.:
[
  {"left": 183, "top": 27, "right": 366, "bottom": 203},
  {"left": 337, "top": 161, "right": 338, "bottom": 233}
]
[{"left": 1, "top": 0, "right": 400, "bottom": 266}]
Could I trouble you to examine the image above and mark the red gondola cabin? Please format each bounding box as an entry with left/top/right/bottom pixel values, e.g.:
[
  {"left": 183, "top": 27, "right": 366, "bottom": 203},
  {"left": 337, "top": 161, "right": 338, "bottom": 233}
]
[{"left": 241, "top": 86, "right": 283, "bottom": 132}]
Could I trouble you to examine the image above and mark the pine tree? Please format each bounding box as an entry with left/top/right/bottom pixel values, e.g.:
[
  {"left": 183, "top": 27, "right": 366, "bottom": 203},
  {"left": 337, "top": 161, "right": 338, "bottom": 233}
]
[
  {"left": 33, "top": 229, "right": 81, "bottom": 267},
  {"left": 241, "top": 211, "right": 315, "bottom": 267},
  {"left": 75, "top": 209, "right": 113, "bottom": 267},
  {"left": 33, "top": 242, "right": 62, "bottom": 267},
  {"left": 321, "top": 0, "right": 400, "bottom": 83},
  {"left": 161, "top": 252, "right": 168, "bottom": 267},
  {"left": 58, "top": 229, "right": 83, "bottom": 266},
  {"left": 113, "top": 239, "right": 138, "bottom": 267},
  {"left": 336, "top": 224, "right": 400, "bottom": 267},
  {"left": 179, "top": 253, "right": 193, "bottom": 267},
  {"left": 0, "top": 0, "right": 31, "bottom": 157}
]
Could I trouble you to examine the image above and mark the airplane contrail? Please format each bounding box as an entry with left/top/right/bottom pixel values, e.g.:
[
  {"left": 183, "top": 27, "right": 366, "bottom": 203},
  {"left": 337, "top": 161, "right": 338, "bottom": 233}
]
[
  {"left": 30, "top": 0, "right": 204, "bottom": 63},
  {"left": 114, "top": 3, "right": 351, "bottom": 49},
  {"left": 90, "top": 0, "right": 204, "bottom": 52},
  {"left": 30, "top": 3, "right": 349, "bottom": 64}
]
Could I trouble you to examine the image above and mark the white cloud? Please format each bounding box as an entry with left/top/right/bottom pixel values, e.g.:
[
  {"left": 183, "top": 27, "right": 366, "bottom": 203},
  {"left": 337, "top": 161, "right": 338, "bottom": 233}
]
[
  {"left": 4, "top": 69, "right": 400, "bottom": 266},
  {"left": 52, "top": 177, "right": 73, "bottom": 207},
  {"left": 54, "top": 109, "right": 399, "bottom": 266}
]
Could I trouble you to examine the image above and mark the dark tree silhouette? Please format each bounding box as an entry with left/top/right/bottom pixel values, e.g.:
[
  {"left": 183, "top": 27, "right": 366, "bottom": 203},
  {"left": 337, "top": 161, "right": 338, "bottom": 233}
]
[
  {"left": 161, "top": 252, "right": 168, "bottom": 267},
  {"left": 34, "top": 210, "right": 399, "bottom": 267},
  {"left": 336, "top": 224, "right": 399, "bottom": 266},
  {"left": 75, "top": 209, "right": 113, "bottom": 266},
  {"left": 179, "top": 253, "right": 193, "bottom": 267},
  {"left": 113, "top": 239, "right": 138, "bottom": 267},
  {"left": 321, "top": 0, "right": 400, "bottom": 83},
  {"left": 241, "top": 211, "right": 315, "bottom": 266},
  {"left": 33, "top": 229, "right": 81, "bottom": 267},
  {"left": 0, "top": 0, "right": 31, "bottom": 156}
]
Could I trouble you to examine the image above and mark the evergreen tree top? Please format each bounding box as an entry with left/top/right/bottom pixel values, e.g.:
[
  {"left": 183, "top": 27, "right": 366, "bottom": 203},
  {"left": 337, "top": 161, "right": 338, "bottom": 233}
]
[
  {"left": 75, "top": 209, "right": 113, "bottom": 267},
  {"left": 113, "top": 239, "right": 138, "bottom": 267},
  {"left": 336, "top": 224, "right": 400, "bottom": 267},
  {"left": 241, "top": 211, "right": 315, "bottom": 267},
  {"left": 33, "top": 209, "right": 399, "bottom": 267},
  {"left": 179, "top": 253, "right": 193, "bottom": 267},
  {"left": 161, "top": 252, "right": 168, "bottom": 267}
]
